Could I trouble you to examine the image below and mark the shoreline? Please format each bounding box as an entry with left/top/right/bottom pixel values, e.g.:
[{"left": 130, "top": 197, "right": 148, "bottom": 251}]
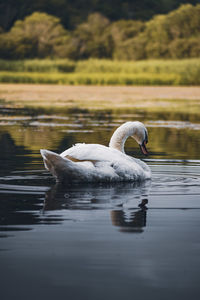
[{"left": 1, "top": 84, "right": 200, "bottom": 111}]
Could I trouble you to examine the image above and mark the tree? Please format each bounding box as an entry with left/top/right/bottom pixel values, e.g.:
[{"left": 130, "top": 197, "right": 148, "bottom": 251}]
[
  {"left": 144, "top": 15, "right": 171, "bottom": 58},
  {"left": 166, "top": 3, "right": 200, "bottom": 39},
  {"left": 0, "top": 3, "right": 200, "bottom": 60},
  {"left": 0, "top": 12, "right": 70, "bottom": 59},
  {"left": 110, "top": 20, "right": 145, "bottom": 59},
  {"left": 169, "top": 38, "right": 200, "bottom": 58},
  {"left": 65, "top": 13, "right": 114, "bottom": 60},
  {"left": 141, "top": 3, "right": 200, "bottom": 59}
]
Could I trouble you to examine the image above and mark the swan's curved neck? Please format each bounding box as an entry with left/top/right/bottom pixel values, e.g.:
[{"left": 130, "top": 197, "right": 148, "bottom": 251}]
[{"left": 109, "top": 124, "right": 132, "bottom": 153}]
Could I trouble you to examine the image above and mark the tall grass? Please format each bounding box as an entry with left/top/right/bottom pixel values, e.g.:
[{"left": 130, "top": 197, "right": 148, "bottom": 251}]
[
  {"left": 0, "top": 71, "right": 181, "bottom": 85},
  {"left": 76, "top": 58, "right": 200, "bottom": 75},
  {"left": 0, "top": 59, "right": 76, "bottom": 73},
  {"left": 0, "top": 58, "right": 199, "bottom": 85}
]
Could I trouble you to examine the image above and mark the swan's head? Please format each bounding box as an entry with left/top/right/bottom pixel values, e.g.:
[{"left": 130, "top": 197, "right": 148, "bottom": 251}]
[
  {"left": 109, "top": 121, "right": 149, "bottom": 155},
  {"left": 129, "top": 121, "right": 149, "bottom": 155}
]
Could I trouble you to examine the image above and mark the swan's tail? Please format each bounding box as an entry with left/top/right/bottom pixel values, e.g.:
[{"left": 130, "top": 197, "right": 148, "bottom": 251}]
[{"left": 40, "top": 149, "right": 77, "bottom": 182}]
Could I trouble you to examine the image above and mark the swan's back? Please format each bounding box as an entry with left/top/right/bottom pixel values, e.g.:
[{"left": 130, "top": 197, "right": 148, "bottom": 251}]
[{"left": 61, "top": 143, "right": 123, "bottom": 162}]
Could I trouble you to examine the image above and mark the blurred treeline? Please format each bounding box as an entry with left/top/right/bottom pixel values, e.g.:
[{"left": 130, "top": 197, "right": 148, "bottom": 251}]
[
  {"left": 0, "top": 3, "right": 200, "bottom": 60},
  {"left": 1, "top": 0, "right": 199, "bottom": 31}
]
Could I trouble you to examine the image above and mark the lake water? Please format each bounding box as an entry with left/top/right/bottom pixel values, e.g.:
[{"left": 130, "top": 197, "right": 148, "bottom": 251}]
[{"left": 0, "top": 106, "right": 200, "bottom": 300}]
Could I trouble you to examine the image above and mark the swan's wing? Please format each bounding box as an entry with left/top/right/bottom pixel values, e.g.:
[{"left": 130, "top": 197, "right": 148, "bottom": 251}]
[
  {"left": 41, "top": 149, "right": 120, "bottom": 182},
  {"left": 41, "top": 149, "right": 96, "bottom": 181},
  {"left": 60, "top": 144, "right": 151, "bottom": 180},
  {"left": 60, "top": 144, "right": 120, "bottom": 162}
]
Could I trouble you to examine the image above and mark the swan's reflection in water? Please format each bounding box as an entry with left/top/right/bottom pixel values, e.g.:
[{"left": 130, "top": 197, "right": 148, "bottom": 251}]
[
  {"left": 111, "top": 199, "right": 148, "bottom": 233},
  {"left": 43, "top": 181, "right": 151, "bottom": 233}
]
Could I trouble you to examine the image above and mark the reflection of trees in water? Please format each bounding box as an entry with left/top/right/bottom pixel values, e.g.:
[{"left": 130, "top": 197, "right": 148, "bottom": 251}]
[
  {"left": 0, "top": 132, "right": 64, "bottom": 232},
  {"left": 0, "top": 132, "right": 31, "bottom": 175},
  {"left": 144, "top": 127, "right": 200, "bottom": 159},
  {"left": 142, "top": 110, "right": 200, "bottom": 123},
  {"left": 27, "top": 122, "right": 200, "bottom": 160},
  {"left": 1, "top": 126, "right": 71, "bottom": 152},
  {"left": 1, "top": 108, "right": 200, "bottom": 160},
  {"left": 0, "top": 109, "right": 114, "bottom": 153}
]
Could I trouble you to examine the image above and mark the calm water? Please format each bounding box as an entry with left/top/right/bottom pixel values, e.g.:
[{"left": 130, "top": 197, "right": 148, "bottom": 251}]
[{"left": 0, "top": 106, "right": 200, "bottom": 300}]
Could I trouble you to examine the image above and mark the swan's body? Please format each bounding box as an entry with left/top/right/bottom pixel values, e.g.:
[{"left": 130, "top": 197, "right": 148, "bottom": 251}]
[{"left": 41, "top": 121, "right": 151, "bottom": 183}]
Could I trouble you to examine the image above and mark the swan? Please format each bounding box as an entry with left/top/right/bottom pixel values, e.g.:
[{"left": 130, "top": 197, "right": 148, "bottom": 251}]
[{"left": 40, "top": 121, "right": 151, "bottom": 183}]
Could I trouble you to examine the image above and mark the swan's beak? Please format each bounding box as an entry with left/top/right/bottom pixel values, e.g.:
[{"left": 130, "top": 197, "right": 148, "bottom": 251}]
[{"left": 140, "top": 141, "right": 148, "bottom": 156}]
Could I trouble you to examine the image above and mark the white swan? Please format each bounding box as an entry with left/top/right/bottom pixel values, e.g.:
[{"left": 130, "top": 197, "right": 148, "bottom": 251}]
[{"left": 40, "top": 121, "right": 151, "bottom": 183}]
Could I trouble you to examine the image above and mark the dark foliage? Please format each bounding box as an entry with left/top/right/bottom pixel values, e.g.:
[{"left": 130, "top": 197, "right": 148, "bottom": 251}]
[
  {"left": 0, "top": 4, "right": 199, "bottom": 60},
  {"left": 0, "top": 0, "right": 199, "bottom": 31}
]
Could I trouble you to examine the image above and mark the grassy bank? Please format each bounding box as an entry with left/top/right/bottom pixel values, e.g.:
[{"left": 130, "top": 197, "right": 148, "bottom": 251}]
[{"left": 0, "top": 58, "right": 200, "bottom": 85}]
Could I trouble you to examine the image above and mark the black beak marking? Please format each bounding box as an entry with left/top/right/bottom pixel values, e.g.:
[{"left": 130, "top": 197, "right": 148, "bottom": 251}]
[{"left": 140, "top": 136, "right": 149, "bottom": 156}]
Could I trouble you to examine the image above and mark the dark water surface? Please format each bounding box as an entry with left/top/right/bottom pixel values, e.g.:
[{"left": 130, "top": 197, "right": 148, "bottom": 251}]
[{"left": 0, "top": 106, "right": 200, "bottom": 300}]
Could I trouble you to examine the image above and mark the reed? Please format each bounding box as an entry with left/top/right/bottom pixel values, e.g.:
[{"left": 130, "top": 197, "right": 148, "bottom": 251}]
[
  {"left": 0, "top": 59, "right": 76, "bottom": 73},
  {"left": 0, "top": 58, "right": 199, "bottom": 85},
  {"left": 0, "top": 71, "right": 180, "bottom": 85}
]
